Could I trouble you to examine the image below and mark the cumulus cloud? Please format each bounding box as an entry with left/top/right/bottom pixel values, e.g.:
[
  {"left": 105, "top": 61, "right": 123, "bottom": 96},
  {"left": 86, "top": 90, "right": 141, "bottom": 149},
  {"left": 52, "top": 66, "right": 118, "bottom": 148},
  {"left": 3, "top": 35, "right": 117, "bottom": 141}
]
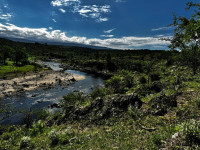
[
  {"left": 51, "top": 0, "right": 111, "bottom": 22},
  {"left": 0, "top": 23, "right": 171, "bottom": 49}
]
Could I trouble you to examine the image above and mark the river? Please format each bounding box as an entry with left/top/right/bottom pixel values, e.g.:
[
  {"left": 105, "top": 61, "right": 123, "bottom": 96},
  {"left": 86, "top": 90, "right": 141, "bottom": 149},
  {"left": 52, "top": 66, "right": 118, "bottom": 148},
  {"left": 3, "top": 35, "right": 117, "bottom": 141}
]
[{"left": 0, "top": 62, "right": 104, "bottom": 125}]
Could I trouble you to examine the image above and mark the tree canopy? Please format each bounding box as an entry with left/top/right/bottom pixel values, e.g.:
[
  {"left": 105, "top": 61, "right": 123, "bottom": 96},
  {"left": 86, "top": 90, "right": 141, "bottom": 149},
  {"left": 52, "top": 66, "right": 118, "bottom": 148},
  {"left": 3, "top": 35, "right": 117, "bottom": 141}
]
[{"left": 169, "top": 2, "right": 200, "bottom": 75}]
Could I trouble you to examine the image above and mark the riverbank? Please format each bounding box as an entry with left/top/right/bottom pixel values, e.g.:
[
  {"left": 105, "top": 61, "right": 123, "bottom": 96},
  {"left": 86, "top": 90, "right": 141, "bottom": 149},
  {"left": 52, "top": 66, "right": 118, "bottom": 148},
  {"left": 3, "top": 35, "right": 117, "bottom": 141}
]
[
  {"left": 0, "top": 70, "right": 85, "bottom": 99},
  {"left": 59, "top": 63, "right": 112, "bottom": 79}
]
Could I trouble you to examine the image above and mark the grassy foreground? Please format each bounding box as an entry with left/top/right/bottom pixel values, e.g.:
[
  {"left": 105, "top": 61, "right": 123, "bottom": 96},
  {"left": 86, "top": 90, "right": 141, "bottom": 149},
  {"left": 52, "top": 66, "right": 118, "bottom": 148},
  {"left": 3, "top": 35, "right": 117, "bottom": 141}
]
[{"left": 1, "top": 60, "right": 200, "bottom": 150}]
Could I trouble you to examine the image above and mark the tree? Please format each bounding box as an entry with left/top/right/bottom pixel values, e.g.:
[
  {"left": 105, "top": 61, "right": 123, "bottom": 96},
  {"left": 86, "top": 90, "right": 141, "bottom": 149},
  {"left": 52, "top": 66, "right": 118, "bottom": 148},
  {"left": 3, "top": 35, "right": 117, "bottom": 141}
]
[
  {"left": 169, "top": 2, "right": 200, "bottom": 75},
  {"left": 13, "top": 47, "right": 28, "bottom": 66},
  {"left": 0, "top": 46, "right": 13, "bottom": 64},
  {"left": 144, "top": 60, "right": 154, "bottom": 88}
]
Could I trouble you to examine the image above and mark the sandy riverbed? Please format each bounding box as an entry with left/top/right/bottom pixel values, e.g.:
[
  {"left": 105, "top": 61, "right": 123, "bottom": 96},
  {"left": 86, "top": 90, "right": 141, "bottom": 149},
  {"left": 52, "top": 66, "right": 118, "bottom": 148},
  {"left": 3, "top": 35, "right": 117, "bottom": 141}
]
[{"left": 0, "top": 70, "right": 85, "bottom": 99}]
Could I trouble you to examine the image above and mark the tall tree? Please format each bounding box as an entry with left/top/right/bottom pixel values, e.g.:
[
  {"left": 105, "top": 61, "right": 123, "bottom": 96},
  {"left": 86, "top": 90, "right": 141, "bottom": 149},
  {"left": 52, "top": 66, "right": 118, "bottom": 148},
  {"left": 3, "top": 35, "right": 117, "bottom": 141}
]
[
  {"left": 0, "top": 46, "right": 13, "bottom": 64},
  {"left": 14, "top": 47, "right": 28, "bottom": 66},
  {"left": 169, "top": 2, "right": 200, "bottom": 75}
]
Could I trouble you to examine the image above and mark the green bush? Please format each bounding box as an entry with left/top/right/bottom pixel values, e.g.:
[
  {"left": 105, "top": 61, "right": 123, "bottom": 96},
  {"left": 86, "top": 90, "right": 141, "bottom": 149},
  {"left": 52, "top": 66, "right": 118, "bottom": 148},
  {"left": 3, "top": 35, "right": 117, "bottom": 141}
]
[
  {"left": 2, "top": 132, "right": 11, "bottom": 140},
  {"left": 139, "top": 76, "right": 147, "bottom": 84},
  {"left": 106, "top": 75, "right": 124, "bottom": 93},
  {"left": 48, "top": 129, "right": 59, "bottom": 146},
  {"left": 183, "top": 119, "right": 200, "bottom": 145},
  {"left": 64, "top": 126, "right": 75, "bottom": 137},
  {"left": 150, "top": 73, "right": 160, "bottom": 82},
  {"left": 20, "top": 136, "right": 34, "bottom": 149},
  {"left": 90, "top": 88, "right": 112, "bottom": 99},
  {"left": 196, "top": 98, "right": 200, "bottom": 108},
  {"left": 36, "top": 109, "right": 49, "bottom": 120},
  {"left": 151, "top": 134, "right": 163, "bottom": 147},
  {"left": 30, "top": 120, "right": 44, "bottom": 136},
  {"left": 61, "top": 92, "right": 85, "bottom": 108},
  {"left": 23, "top": 111, "right": 33, "bottom": 128},
  {"left": 59, "top": 134, "right": 70, "bottom": 145}
]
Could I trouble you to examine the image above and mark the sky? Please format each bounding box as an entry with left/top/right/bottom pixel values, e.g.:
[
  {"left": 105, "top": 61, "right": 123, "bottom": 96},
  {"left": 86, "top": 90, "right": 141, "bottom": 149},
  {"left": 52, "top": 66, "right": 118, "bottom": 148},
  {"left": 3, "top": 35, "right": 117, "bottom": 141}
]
[{"left": 0, "top": 0, "right": 198, "bottom": 50}]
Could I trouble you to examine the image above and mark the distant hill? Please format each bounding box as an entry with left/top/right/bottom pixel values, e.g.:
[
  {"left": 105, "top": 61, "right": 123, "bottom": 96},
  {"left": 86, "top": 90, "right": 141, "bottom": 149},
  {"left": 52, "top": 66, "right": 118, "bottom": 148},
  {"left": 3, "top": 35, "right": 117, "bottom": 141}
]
[{"left": 1, "top": 37, "right": 111, "bottom": 50}]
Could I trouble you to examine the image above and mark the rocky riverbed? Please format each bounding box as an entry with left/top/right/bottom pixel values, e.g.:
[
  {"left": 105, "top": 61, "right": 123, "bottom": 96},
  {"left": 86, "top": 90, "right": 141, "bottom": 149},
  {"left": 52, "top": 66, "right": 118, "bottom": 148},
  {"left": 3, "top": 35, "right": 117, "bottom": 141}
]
[{"left": 0, "top": 70, "right": 85, "bottom": 99}]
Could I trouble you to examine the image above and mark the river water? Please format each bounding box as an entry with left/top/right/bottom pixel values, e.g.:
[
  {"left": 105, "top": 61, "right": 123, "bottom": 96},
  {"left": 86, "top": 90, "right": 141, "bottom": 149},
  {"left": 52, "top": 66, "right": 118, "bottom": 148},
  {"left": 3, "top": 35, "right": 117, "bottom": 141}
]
[{"left": 0, "top": 62, "right": 104, "bottom": 125}]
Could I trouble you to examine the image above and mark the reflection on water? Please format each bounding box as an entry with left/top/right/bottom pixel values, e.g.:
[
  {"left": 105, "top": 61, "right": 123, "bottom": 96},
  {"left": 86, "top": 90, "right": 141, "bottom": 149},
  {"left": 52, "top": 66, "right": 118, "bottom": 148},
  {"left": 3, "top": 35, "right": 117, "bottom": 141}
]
[{"left": 0, "top": 62, "right": 104, "bottom": 125}]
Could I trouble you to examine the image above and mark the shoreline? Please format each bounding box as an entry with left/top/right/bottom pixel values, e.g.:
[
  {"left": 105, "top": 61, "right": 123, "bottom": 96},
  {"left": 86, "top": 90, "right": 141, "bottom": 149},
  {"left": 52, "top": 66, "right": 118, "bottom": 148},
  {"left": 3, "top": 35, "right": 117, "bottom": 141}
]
[{"left": 0, "top": 70, "right": 85, "bottom": 99}]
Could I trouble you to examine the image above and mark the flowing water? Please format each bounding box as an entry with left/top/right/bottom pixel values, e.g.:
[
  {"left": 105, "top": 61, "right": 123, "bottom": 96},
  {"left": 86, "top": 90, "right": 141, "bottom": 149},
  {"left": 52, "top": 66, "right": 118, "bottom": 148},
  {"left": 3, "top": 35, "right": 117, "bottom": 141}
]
[{"left": 0, "top": 62, "right": 104, "bottom": 125}]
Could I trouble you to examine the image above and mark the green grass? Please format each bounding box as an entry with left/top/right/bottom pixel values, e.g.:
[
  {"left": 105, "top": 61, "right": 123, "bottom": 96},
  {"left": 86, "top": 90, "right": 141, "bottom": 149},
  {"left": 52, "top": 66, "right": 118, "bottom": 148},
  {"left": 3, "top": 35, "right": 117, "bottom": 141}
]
[{"left": 0, "top": 60, "right": 43, "bottom": 79}]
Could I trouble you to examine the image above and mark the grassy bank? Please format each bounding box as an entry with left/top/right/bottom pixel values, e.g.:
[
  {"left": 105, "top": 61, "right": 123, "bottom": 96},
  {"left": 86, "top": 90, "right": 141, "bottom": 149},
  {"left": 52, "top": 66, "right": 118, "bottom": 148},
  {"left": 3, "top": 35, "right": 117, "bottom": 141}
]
[{"left": 0, "top": 60, "right": 43, "bottom": 79}]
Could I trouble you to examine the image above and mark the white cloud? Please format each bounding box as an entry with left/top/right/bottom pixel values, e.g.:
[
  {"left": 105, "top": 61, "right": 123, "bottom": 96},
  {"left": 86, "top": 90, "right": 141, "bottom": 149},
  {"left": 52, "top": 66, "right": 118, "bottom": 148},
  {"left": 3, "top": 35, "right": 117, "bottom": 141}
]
[
  {"left": 59, "top": 8, "right": 66, "bottom": 13},
  {"left": 0, "top": 13, "right": 12, "bottom": 20},
  {"left": 51, "top": 0, "right": 80, "bottom": 7},
  {"left": 96, "top": 17, "right": 108, "bottom": 22},
  {"left": 152, "top": 26, "right": 174, "bottom": 31},
  {"left": 49, "top": 27, "right": 53, "bottom": 30},
  {"left": 52, "top": 19, "right": 57, "bottom": 22},
  {"left": 100, "top": 35, "right": 114, "bottom": 38},
  {"left": 0, "top": 23, "right": 171, "bottom": 49},
  {"left": 104, "top": 28, "right": 115, "bottom": 34},
  {"left": 51, "top": 0, "right": 111, "bottom": 22},
  {"left": 75, "top": 5, "right": 110, "bottom": 21}
]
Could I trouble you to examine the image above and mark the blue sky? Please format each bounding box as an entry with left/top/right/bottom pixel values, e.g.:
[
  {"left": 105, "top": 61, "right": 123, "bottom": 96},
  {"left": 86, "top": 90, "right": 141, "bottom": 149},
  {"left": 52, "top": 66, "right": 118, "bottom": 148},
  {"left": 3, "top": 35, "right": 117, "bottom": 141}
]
[{"left": 0, "top": 0, "right": 198, "bottom": 49}]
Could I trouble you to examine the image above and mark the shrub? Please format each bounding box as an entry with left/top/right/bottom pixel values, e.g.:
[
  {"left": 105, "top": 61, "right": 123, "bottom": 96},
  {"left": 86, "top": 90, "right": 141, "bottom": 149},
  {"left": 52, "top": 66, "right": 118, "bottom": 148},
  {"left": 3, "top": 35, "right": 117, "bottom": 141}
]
[
  {"left": 150, "top": 73, "right": 160, "bottom": 82},
  {"left": 151, "top": 134, "right": 163, "bottom": 147},
  {"left": 2, "top": 132, "right": 11, "bottom": 140},
  {"left": 90, "top": 88, "right": 112, "bottom": 99},
  {"left": 36, "top": 109, "right": 49, "bottom": 120},
  {"left": 48, "top": 130, "right": 59, "bottom": 145},
  {"left": 106, "top": 75, "right": 124, "bottom": 93},
  {"left": 59, "top": 134, "right": 70, "bottom": 145},
  {"left": 150, "top": 81, "right": 163, "bottom": 93},
  {"left": 118, "top": 70, "right": 135, "bottom": 88},
  {"left": 139, "top": 76, "right": 147, "bottom": 84},
  {"left": 20, "top": 136, "right": 34, "bottom": 149},
  {"left": 30, "top": 120, "right": 44, "bottom": 136},
  {"left": 183, "top": 119, "right": 200, "bottom": 145},
  {"left": 195, "top": 98, "right": 200, "bottom": 108},
  {"left": 61, "top": 92, "right": 85, "bottom": 108},
  {"left": 23, "top": 111, "right": 33, "bottom": 128},
  {"left": 64, "top": 126, "right": 75, "bottom": 137}
]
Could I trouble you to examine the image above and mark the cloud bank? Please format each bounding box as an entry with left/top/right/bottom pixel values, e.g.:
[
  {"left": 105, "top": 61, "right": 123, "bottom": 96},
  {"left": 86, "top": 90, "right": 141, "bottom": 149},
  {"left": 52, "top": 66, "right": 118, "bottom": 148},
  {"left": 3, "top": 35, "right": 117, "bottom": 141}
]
[{"left": 0, "top": 23, "right": 171, "bottom": 49}]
